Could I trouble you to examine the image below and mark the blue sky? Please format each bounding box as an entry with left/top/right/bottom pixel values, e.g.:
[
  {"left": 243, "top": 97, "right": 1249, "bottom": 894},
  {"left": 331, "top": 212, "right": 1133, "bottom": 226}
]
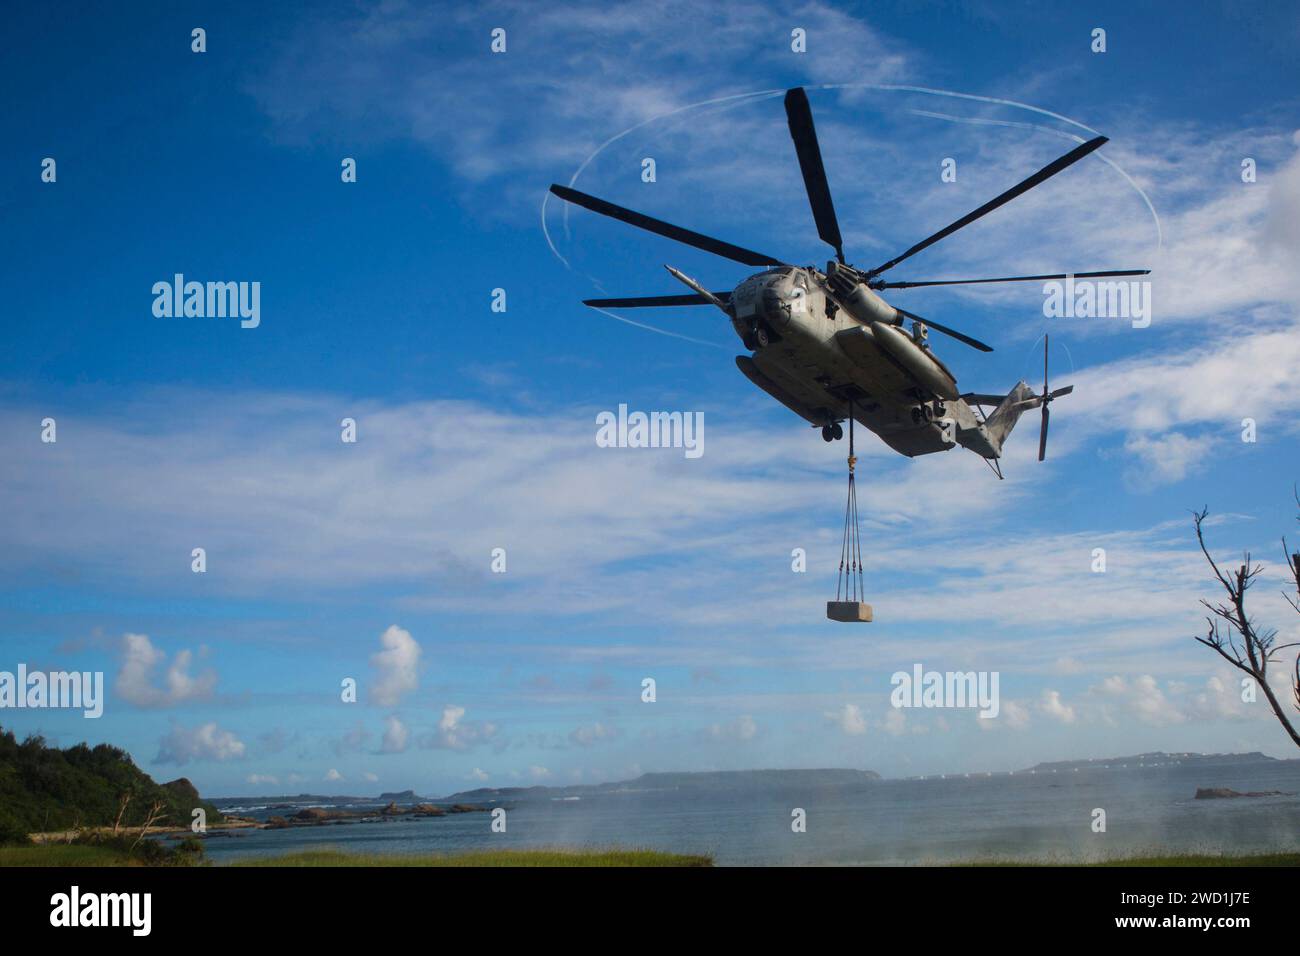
[{"left": 2, "top": 0, "right": 1299, "bottom": 795}]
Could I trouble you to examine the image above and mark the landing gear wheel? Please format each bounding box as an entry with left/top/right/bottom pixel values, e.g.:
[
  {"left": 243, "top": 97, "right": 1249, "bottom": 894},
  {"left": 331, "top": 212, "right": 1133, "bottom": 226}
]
[
  {"left": 755, "top": 327, "right": 770, "bottom": 348},
  {"left": 821, "top": 426, "right": 834, "bottom": 442},
  {"left": 742, "top": 332, "right": 758, "bottom": 351},
  {"left": 831, "top": 422, "right": 844, "bottom": 441},
  {"left": 921, "top": 403, "right": 936, "bottom": 423},
  {"left": 911, "top": 406, "right": 923, "bottom": 425}
]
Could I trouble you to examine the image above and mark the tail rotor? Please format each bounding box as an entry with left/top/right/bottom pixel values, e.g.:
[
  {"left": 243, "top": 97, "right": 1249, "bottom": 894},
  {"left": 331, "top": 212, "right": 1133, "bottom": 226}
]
[{"left": 1037, "top": 334, "right": 1073, "bottom": 461}]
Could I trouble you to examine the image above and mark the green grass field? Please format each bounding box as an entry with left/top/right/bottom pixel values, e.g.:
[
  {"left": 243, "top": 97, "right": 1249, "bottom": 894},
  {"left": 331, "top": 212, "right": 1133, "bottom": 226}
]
[
  {"left": 962, "top": 852, "right": 1300, "bottom": 867},
  {"left": 0, "top": 844, "right": 161, "bottom": 867},
  {"left": 4, "top": 842, "right": 1296, "bottom": 867},
  {"left": 1081, "top": 852, "right": 1299, "bottom": 867},
  {"left": 0, "top": 843, "right": 712, "bottom": 867}
]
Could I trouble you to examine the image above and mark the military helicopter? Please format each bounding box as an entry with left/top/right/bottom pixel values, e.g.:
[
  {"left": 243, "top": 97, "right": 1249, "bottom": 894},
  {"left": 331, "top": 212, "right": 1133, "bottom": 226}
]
[{"left": 549, "top": 87, "right": 1147, "bottom": 475}]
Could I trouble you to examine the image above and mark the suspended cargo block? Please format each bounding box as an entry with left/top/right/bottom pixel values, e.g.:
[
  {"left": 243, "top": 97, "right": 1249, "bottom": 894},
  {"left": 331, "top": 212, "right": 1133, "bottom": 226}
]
[{"left": 827, "top": 601, "right": 873, "bottom": 623}]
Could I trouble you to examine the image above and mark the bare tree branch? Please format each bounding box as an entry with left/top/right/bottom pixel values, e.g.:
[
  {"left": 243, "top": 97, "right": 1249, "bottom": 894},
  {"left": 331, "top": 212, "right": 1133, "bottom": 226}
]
[
  {"left": 112, "top": 792, "right": 131, "bottom": 837},
  {"left": 1191, "top": 504, "right": 1300, "bottom": 749},
  {"left": 129, "top": 800, "right": 166, "bottom": 853}
]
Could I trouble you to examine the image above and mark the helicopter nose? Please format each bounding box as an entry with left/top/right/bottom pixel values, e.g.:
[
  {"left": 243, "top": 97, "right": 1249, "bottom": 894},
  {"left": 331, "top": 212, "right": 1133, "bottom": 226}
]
[
  {"left": 755, "top": 278, "right": 797, "bottom": 329},
  {"left": 732, "top": 272, "right": 799, "bottom": 333}
]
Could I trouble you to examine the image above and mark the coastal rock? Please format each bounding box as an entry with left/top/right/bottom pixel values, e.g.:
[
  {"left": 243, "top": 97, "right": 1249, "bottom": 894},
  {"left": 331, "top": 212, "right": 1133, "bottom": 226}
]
[{"left": 1194, "top": 787, "right": 1289, "bottom": 799}]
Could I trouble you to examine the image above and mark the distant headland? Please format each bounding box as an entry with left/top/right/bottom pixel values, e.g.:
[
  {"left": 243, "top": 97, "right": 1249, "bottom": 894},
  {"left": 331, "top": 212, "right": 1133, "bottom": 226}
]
[{"left": 1021, "top": 751, "right": 1279, "bottom": 773}]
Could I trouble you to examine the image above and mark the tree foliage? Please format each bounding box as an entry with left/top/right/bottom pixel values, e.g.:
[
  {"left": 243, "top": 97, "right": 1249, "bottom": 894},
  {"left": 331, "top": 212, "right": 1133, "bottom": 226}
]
[{"left": 0, "top": 727, "right": 222, "bottom": 842}]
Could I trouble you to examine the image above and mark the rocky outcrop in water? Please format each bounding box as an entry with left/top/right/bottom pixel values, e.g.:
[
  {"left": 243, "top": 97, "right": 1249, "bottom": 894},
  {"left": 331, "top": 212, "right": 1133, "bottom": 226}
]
[
  {"left": 267, "top": 803, "right": 489, "bottom": 827},
  {"left": 1194, "top": 787, "right": 1290, "bottom": 799}
]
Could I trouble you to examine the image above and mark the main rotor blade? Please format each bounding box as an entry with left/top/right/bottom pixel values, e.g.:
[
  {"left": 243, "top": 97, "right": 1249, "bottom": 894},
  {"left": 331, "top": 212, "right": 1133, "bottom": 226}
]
[
  {"left": 895, "top": 307, "right": 994, "bottom": 353},
  {"left": 784, "top": 87, "right": 844, "bottom": 263},
  {"left": 549, "top": 184, "right": 785, "bottom": 268},
  {"left": 1043, "top": 332, "right": 1049, "bottom": 395},
  {"left": 583, "top": 293, "right": 731, "bottom": 308},
  {"left": 1038, "top": 404, "right": 1050, "bottom": 461},
  {"left": 866, "top": 136, "right": 1110, "bottom": 278},
  {"left": 873, "top": 268, "right": 1150, "bottom": 289}
]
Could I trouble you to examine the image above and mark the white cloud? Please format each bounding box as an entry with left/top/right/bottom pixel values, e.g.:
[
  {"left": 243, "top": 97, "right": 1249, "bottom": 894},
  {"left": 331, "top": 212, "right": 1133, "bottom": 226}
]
[
  {"left": 325, "top": 768, "right": 344, "bottom": 782},
  {"left": 569, "top": 722, "right": 618, "bottom": 747},
  {"left": 155, "top": 721, "right": 246, "bottom": 765},
  {"left": 246, "top": 0, "right": 909, "bottom": 194},
  {"left": 882, "top": 708, "right": 906, "bottom": 737},
  {"left": 440, "top": 705, "right": 464, "bottom": 730},
  {"left": 1039, "top": 689, "right": 1077, "bottom": 724},
  {"left": 1002, "top": 700, "right": 1031, "bottom": 730},
  {"left": 707, "top": 714, "right": 759, "bottom": 742},
  {"left": 826, "top": 703, "right": 868, "bottom": 736},
  {"left": 370, "top": 625, "right": 421, "bottom": 706},
  {"left": 421, "top": 705, "right": 496, "bottom": 751},
  {"left": 1093, "top": 674, "right": 1183, "bottom": 726},
  {"left": 245, "top": 773, "right": 278, "bottom": 787},
  {"left": 1122, "top": 432, "right": 1217, "bottom": 489},
  {"left": 334, "top": 722, "right": 371, "bottom": 756},
  {"left": 1085, "top": 668, "right": 1293, "bottom": 729},
  {"left": 116, "top": 633, "right": 216, "bottom": 708},
  {"left": 470, "top": 767, "right": 489, "bottom": 782},
  {"left": 380, "top": 714, "right": 409, "bottom": 754},
  {"left": 1068, "top": 327, "right": 1300, "bottom": 446},
  {"left": 0, "top": 391, "right": 1031, "bottom": 634},
  {"left": 12, "top": 390, "right": 1282, "bottom": 688}
]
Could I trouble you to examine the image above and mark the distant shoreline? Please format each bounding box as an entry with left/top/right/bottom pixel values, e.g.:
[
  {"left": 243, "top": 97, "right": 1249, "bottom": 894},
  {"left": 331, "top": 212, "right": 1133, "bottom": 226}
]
[
  {"left": 211, "top": 753, "right": 1294, "bottom": 806},
  {"left": 28, "top": 820, "right": 259, "bottom": 844}
]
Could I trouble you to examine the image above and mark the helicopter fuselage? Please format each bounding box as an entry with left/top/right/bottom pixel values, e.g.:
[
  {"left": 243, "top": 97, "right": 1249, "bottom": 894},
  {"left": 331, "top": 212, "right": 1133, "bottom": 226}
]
[
  {"left": 552, "top": 85, "right": 1109, "bottom": 464},
  {"left": 728, "top": 266, "right": 1004, "bottom": 459}
]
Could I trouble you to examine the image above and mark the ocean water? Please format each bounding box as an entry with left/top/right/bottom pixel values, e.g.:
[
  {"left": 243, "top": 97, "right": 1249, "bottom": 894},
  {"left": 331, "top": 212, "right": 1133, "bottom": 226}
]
[{"left": 200, "top": 759, "right": 1300, "bottom": 866}]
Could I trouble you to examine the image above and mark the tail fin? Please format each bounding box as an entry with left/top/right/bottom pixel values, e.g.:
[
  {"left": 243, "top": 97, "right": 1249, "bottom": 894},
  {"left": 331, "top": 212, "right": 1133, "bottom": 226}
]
[
  {"left": 975, "top": 337, "right": 1073, "bottom": 461},
  {"left": 983, "top": 382, "right": 1039, "bottom": 454}
]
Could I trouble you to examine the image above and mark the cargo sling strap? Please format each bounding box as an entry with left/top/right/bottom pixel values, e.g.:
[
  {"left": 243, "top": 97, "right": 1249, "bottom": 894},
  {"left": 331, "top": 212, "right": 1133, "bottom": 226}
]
[{"left": 835, "top": 399, "right": 866, "bottom": 603}]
